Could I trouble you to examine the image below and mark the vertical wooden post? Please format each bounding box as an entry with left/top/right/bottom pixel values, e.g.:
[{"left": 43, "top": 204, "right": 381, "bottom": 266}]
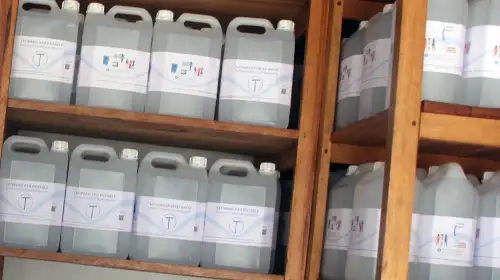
[
  {"left": 285, "top": 0, "right": 331, "bottom": 278},
  {"left": 375, "top": 0, "right": 427, "bottom": 279},
  {"left": 0, "top": 0, "right": 16, "bottom": 159},
  {"left": 305, "top": 0, "right": 344, "bottom": 279}
]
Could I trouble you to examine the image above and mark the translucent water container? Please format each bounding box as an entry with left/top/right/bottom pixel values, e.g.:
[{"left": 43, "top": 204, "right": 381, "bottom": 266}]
[
  {"left": 0, "top": 136, "right": 68, "bottom": 251},
  {"left": 9, "top": 0, "right": 80, "bottom": 104},
  {"left": 201, "top": 159, "right": 278, "bottom": 273},
  {"left": 60, "top": 145, "right": 137, "bottom": 259},
  {"left": 218, "top": 18, "right": 295, "bottom": 128},
  {"left": 146, "top": 11, "right": 223, "bottom": 119},
  {"left": 129, "top": 153, "right": 208, "bottom": 266},
  {"left": 76, "top": 3, "right": 153, "bottom": 112}
]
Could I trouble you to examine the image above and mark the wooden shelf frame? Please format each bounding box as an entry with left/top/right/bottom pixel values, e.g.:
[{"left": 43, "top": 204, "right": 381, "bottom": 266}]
[{"left": 0, "top": 0, "right": 332, "bottom": 279}]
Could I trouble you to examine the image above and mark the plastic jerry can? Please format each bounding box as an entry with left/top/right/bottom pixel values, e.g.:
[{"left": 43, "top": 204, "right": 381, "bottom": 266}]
[
  {"left": 0, "top": 136, "right": 68, "bottom": 251},
  {"left": 9, "top": 0, "right": 80, "bottom": 104},
  {"left": 358, "top": 4, "right": 394, "bottom": 121},
  {"left": 416, "top": 163, "right": 478, "bottom": 280},
  {"left": 461, "top": 0, "right": 500, "bottom": 107},
  {"left": 76, "top": 3, "right": 153, "bottom": 112},
  {"left": 321, "top": 164, "right": 376, "bottom": 280},
  {"left": 344, "top": 162, "right": 423, "bottom": 280},
  {"left": 218, "top": 18, "right": 295, "bottom": 128},
  {"left": 201, "top": 159, "right": 278, "bottom": 273},
  {"left": 62, "top": 0, "right": 84, "bottom": 104},
  {"left": 129, "top": 153, "right": 208, "bottom": 266},
  {"left": 473, "top": 171, "right": 500, "bottom": 279},
  {"left": 335, "top": 21, "right": 367, "bottom": 129},
  {"left": 467, "top": 174, "right": 481, "bottom": 186},
  {"left": 146, "top": 11, "right": 223, "bottom": 120},
  {"left": 60, "top": 145, "right": 138, "bottom": 259},
  {"left": 422, "top": 0, "right": 468, "bottom": 103}
]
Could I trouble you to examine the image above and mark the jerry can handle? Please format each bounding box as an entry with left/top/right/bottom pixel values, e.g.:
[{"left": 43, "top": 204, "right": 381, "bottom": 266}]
[
  {"left": 72, "top": 144, "right": 118, "bottom": 160},
  {"left": 227, "top": 17, "right": 274, "bottom": 34},
  {"left": 20, "top": 0, "right": 59, "bottom": 11},
  {"left": 107, "top": 5, "right": 153, "bottom": 22},
  {"left": 209, "top": 159, "right": 257, "bottom": 174},
  {"left": 142, "top": 151, "right": 188, "bottom": 167},
  {"left": 5, "top": 136, "right": 48, "bottom": 153},
  {"left": 177, "top": 13, "right": 222, "bottom": 30}
]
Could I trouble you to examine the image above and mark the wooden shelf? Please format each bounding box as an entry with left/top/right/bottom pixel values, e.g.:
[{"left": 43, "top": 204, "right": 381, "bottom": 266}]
[
  {"left": 330, "top": 101, "right": 500, "bottom": 173},
  {"left": 6, "top": 99, "right": 298, "bottom": 157},
  {"left": 343, "top": 0, "right": 385, "bottom": 20},
  {"left": 0, "top": 247, "right": 283, "bottom": 280}
]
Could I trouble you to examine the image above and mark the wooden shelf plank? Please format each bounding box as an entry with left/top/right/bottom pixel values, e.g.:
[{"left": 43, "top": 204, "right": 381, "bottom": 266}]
[
  {"left": 7, "top": 99, "right": 298, "bottom": 157},
  {"left": 343, "top": 0, "right": 384, "bottom": 20},
  {"left": 331, "top": 111, "right": 388, "bottom": 146},
  {"left": 0, "top": 247, "right": 282, "bottom": 280}
]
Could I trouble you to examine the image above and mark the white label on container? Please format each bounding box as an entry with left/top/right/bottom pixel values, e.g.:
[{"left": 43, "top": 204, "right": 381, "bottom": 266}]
[
  {"left": 62, "top": 186, "right": 135, "bottom": 232},
  {"left": 348, "top": 208, "right": 381, "bottom": 258},
  {"left": 219, "top": 59, "right": 294, "bottom": 106},
  {"left": 361, "top": 38, "right": 391, "bottom": 91},
  {"left": 418, "top": 215, "right": 476, "bottom": 267},
  {"left": 133, "top": 196, "right": 206, "bottom": 242},
  {"left": 203, "top": 202, "right": 275, "bottom": 247},
  {"left": 0, "top": 178, "right": 65, "bottom": 226},
  {"left": 78, "top": 46, "right": 150, "bottom": 94},
  {"left": 324, "top": 208, "right": 352, "bottom": 250},
  {"left": 338, "top": 54, "right": 363, "bottom": 100},
  {"left": 11, "top": 36, "right": 77, "bottom": 84},
  {"left": 463, "top": 25, "right": 500, "bottom": 79},
  {"left": 409, "top": 213, "right": 420, "bottom": 262},
  {"left": 474, "top": 216, "right": 500, "bottom": 268},
  {"left": 423, "top": 21, "right": 466, "bottom": 76},
  {"left": 148, "top": 52, "right": 220, "bottom": 99}
]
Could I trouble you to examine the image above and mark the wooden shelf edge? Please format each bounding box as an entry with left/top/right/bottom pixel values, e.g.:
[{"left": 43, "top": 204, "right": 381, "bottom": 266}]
[
  {"left": 6, "top": 99, "right": 298, "bottom": 156},
  {"left": 0, "top": 247, "right": 283, "bottom": 280},
  {"left": 330, "top": 143, "right": 500, "bottom": 176},
  {"left": 331, "top": 111, "right": 388, "bottom": 147},
  {"left": 343, "top": 0, "right": 384, "bottom": 20},
  {"left": 7, "top": 100, "right": 298, "bottom": 139},
  {"left": 420, "top": 112, "right": 500, "bottom": 148}
]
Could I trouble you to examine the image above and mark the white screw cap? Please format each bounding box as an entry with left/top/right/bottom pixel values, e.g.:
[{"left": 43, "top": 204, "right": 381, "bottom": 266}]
[
  {"left": 87, "top": 2, "right": 104, "bottom": 14},
  {"left": 189, "top": 156, "right": 207, "bottom": 169},
  {"left": 120, "top": 148, "right": 138, "bottom": 160},
  {"left": 359, "top": 20, "right": 368, "bottom": 30},
  {"left": 428, "top": 165, "right": 439, "bottom": 175},
  {"left": 346, "top": 165, "right": 358, "bottom": 176},
  {"left": 51, "top": 141, "right": 68, "bottom": 153},
  {"left": 277, "top": 19, "right": 294, "bottom": 31},
  {"left": 259, "top": 162, "right": 276, "bottom": 174},
  {"left": 383, "top": 4, "right": 394, "bottom": 13},
  {"left": 62, "top": 0, "right": 80, "bottom": 12},
  {"left": 156, "top": 10, "right": 174, "bottom": 21},
  {"left": 483, "top": 171, "right": 495, "bottom": 183}
]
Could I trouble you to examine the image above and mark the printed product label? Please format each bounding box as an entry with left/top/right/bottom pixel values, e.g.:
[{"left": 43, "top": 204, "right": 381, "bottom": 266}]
[
  {"left": 418, "top": 215, "right": 476, "bottom": 267},
  {"left": 78, "top": 46, "right": 150, "bottom": 94},
  {"left": 203, "top": 202, "right": 275, "bottom": 247},
  {"left": 62, "top": 186, "right": 135, "bottom": 232},
  {"left": 409, "top": 213, "right": 420, "bottom": 262},
  {"left": 133, "top": 196, "right": 205, "bottom": 242},
  {"left": 11, "top": 36, "right": 77, "bottom": 84},
  {"left": 474, "top": 217, "right": 500, "bottom": 268},
  {"left": 0, "top": 178, "right": 65, "bottom": 226},
  {"left": 361, "top": 38, "right": 391, "bottom": 91},
  {"left": 338, "top": 55, "right": 363, "bottom": 100},
  {"left": 219, "top": 59, "right": 294, "bottom": 106},
  {"left": 423, "top": 21, "right": 466, "bottom": 76},
  {"left": 348, "top": 208, "right": 381, "bottom": 258},
  {"left": 148, "top": 52, "right": 220, "bottom": 99},
  {"left": 324, "top": 208, "right": 352, "bottom": 250},
  {"left": 463, "top": 25, "right": 500, "bottom": 79}
]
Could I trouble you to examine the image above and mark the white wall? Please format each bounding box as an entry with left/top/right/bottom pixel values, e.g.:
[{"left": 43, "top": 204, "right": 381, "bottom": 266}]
[{"left": 3, "top": 258, "right": 212, "bottom": 280}]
